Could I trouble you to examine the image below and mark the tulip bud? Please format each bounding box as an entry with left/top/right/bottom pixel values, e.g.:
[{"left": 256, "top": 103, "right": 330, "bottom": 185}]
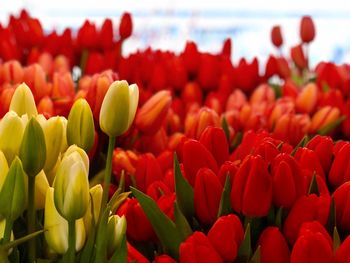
[
  {"left": 67, "top": 99, "right": 95, "bottom": 152},
  {"left": 231, "top": 155, "right": 272, "bottom": 217},
  {"left": 333, "top": 182, "right": 350, "bottom": 232},
  {"left": 296, "top": 83, "right": 318, "bottom": 114},
  {"left": 258, "top": 227, "right": 290, "bottom": 263},
  {"left": 306, "top": 135, "right": 333, "bottom": 174},
  {"left": 135, "top": 90, "right": 172, "bottom": 135},
  {"left": 271, "top": 25, "right": 283, "bottom": 48},
  {"left": 194, "top": 168, "right": 223, "bottom": 225},
  {"left": 271, "top": 153, "right": 305, "bottom": 209},
  {"left": 329, "top": 143, "right": 350, "bottom": 188},
  {"left": 119, "top": 12, "right": 133, "bottom": 39},
  {"left": 335, "top": 235, "right": 350, "bottom": 263},
  {"left": 300, "top": 16, "right": 316, "bottom": 43},
  {"left": 0, "top": 219, "right": 14, "bottom": 241},
  {"left": 309, "top": 106, "right": 341, "bottom": 134},
  {"left": 33, "top": 169, "right": 50, "bottom": 210},
  {"left": 53, "top": 150, "right": 89, "bottom": 221},
  {"left": 9, "top": 83, "right": 38, "bottom": 118},
  {"left": 290, "top": 44, "right": 307, "bottom": 70},
  {"left": 0, "top": 60, "right": 24, "bottom": 84},
  {"left": 99, "top": 80, "right": 139, "bottom": 137},
  {"left": 19, "top": 117, "right": 46, "bottom": 177},
  {"left": 180, "top": 232, "right": 223, "bottom": 263},
  {"left": 44, "top": 187, "right": 86, "bottom": 254},
  {"left": 294, "top": 147, "right": 325, "bottom": 179},
  {"left": 0, "top": 157, "right": 26, "bottom": 221},
  {"left": 39, "top": 116, "right": 67, "bottom": 173},
  {"left": 208, "top": 214, "right": 244, "bottom": 262},
  {"left": 0, "top": 111, "right": 26, "bottom": 163},
  {"left": 63, "top": 145, "right": 89, "bottom": 173},
  {"left": 106, "top": 215, "right": 127, "bottom": 256},
  {"left": 83, "top": 184, "right": 103, "bottom": 234},
  {"left": 152, "top": 255, "right": 177, "bottom": 263}
]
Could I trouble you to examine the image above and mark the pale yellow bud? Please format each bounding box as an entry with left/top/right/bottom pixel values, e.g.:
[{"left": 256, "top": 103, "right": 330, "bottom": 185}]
[{"left": 9, "top": 83, "right": 38, "bottom": 118}]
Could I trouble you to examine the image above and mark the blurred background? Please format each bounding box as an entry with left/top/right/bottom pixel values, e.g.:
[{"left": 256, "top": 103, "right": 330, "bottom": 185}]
[{"left": 1, "top": 0, "right": 350, "bottom": 67}]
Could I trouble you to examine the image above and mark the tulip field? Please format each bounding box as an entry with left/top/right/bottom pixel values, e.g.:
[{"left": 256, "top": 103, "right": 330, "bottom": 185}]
[{"left": 1, "top": 8, "right": 350, "bottom": 263}]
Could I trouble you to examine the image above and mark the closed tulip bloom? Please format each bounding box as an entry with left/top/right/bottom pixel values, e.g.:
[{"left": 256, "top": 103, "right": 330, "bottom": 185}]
[
  {"left": 309, "top": 106, "right": 341, "bottom": 134},
  {"left": 231, "top": 155, "right": 272, "bottom": 217},
  {"left": 208, "top": 214, "right": 244, "bottom": 262},
  {"left": 44, "top": 187, "right": 86, "bottom": 254},
  {"left": 0, "top": 151, "right": 9, "bottom": 192},
  {"left": 83, "top": 184, "right": 103, "bottom": 234},
  {"left": 180, "top": 232, "right": 223, "bottom": 263},
  {"left": 294, "top": 147, "right": 325, "bottom": 179},
  {"left": 182, "top": 139, "right": 218, "bottom": 187},
  {"left": 99, "top": 80, "right": 139, "bottom": 137},
  {"left": 194, "top": 168, "right": 223, "bottom": 225},
  {"left": 67, "top": 98, "right": 95, "bottom": 152},
  {"left": 119, "top": 12, "right": 133, "bottom": 39},
  {"left": 335, "top": 235, "right": 350, "bottom": 263},
  {"left": 298, "top": 221, "right": 332, "bottom": 247},
  {"left": 0, "top": 60, "right": 24, "bottom": 84},
  {"left": 127, "top": 242, "right": 151, "bottom": 263},
  {"left": 271, "top": 25, "right": 283, "bottom": 48},
  {"left": 271, "top": 153, "right": 304, "bottom": 208},
  {"left": 53, "top": 150, "right": 89, "bottom": 221},
  {"left": 9, "top": 83, "right": 38, "bottom": 118},
  {"left": 291, "top": 226, "right": 333, "bottom": 263},
  {"left": 258, "top": 227, "right": 290, "bottom": 263},
  {"left": 300, "top": 16, "right": 316, "bottom": 43},
  {"left": 290, "top": 44, "right": 307, "bottom": 70},
  {"left": 199, "top": 127, "right": 229, "bottom": 167},
  {"left": 23, "top": 64, "right": 50, "bottom": 101},
  {"left": 329, "top": 143, "right": 350, "bottom": 188},
  {"left": 37, "top": 96, "right": 54, "bottom": 118},
  {"left": 296, "top": 83, "right": 318, "bottom": 114},
  {"left": 217, "top": 161, "right": 238, "bottom": 186},
  {"left": 306, "top": 135, "right": 333, "bottom": 174},
  {"left": 63, "top": 145, "right": 89, "bottom": 173},
  {"left": 136, "top": 90, "right": 172, "bottom": 135},
  {"left": 333, "top": 182, "right": 350, "bottom": 232},
  {"left": 0, "top": 111, "right": 26, "bottom": 163},
  {"left": 250, "top": 84, "right": 275, "bottom": 105},
  {"left": 34, "top": 170, "right": 50, "bottom": 210},
  {"left": 185, "top": 107, "right": 220, "bottom": 139},
  {"left": 112, "top": 148, "right": 139, "bottom": 188},
  {"left": 283, "top": 194, "right": 330, "bottom": 244},
  {"left": 106, "top": 215, "right": 127, "bottom": 256}
]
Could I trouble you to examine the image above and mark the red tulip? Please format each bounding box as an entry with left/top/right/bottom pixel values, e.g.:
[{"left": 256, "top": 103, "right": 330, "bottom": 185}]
[
  {"left": 221, "top": 38, "right": 232, "bottom": 58},
  {"left": 99, "top": 18, "right": 113, "bottom": 50},
  {"left": 194, "top": 168, "right": 223, "bottom": 225},
  {"left": 290, "top": 44, "right": 307, "bottom": 70},
  {"left": 181, "top": 41, "right": 201, "bottom": 75},
  {"left": 146, "top": 181, "right": 172, "bottom": 201},
  {"left": 283, "top": 194, "right": 330, "bottom": 244},
  {"left": 77, "top": 20, "right": 98, "bottom": 49},
  {"left": 294, "top": 147, "right": 325, "bottom": 180},
  {"left": 291, "top": 223, "right": 333, "bottom": 263},
  {"left": 134, "top": 153, "right": 163, "bottom": 193},
  {"left": 271, "top": 153, "right": 305, "bottom": 208},
  {"left": 231, "top": 155, "right": 272, "bottom": 217},
  {"left": 84, "top": 51, "right": 105, "bottom": 75},
  {"left": 300, "top": 16, "right": 316, "bottom": 43},
  {"left": 37, "top": 96, "right": 54, "bottom": 118},
  {"left": 329, "top": 142, "right": 350, "bottom": 188},
  {"left": 127, "top": 242, "right": 150, "bottom": 263},
  {"left": 208, "top": 214, "right": 244, "bottom": 262},
  {"left": 182, "top": 139, "right": 218, "bottom": 187},
  {"left": 180, "top": 232, "right": 223, "bottom": 263},
  {"left": 271, "top": 25, "right": 283, "bottom": 48},
  {"left": 333, "top": 182, "right": 350, "bottom": 232},
  {"left": 306, "top": 135, "right": 334, "bottom": 174},
  {"left": 217, "top": 161, "right": 238, "bottom": 187},
  {"left": 117, "top": 198, "right": 155, "bottom": 242},
  {"left": 199, "top": 127, "right": 229, "bottom": 167},
  {"left": 0, "top": 60, "right": 24, "bottom": 85},
  {"left": 258, "top": 227, "right": 290, "bottom": 263},
  {"left": 198, "top": 54, "right": 220, "bottom": 90},
  {"left": 119, "top": 12, "right": 133, "bottom": 39},
  {"left": 112, "top": 148, "right": 139, "bottom": 188},
  {"left": 23, "top": 63, "right": 50, "bottom": 101},
  {"left": 309, "top": 106, "right": 341, "bottom": 134},
  {"left": 234, "top": 57, "right": 260, "bottom": 93}
]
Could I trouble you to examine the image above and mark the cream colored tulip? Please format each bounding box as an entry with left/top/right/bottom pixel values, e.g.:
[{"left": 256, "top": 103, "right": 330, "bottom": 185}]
[
  {"left": 83, "top": 184, "right": 103, "bottom": 234},
  {"left": 99, "top": 80, "right": 139, "bottom": 137},
  {"left": 44, "top": 188, "right": 86, "bottom": 254},
  {"left": 9, "top": 83, "right": 38, "bottom": 117}
]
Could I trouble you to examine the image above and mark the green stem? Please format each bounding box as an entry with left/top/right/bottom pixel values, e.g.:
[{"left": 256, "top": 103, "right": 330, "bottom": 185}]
[
  {"left": 100, "top": 136, "right": 116, "bottom": 215},
  {"left": 67, "top": 220, "right": 76, "bottom": 263},
  {"left": 3, "top": 219, "right": 13, "bottom": 243},
  {"left": 27, "top": 176, "right": 36, "bottom": 263}
]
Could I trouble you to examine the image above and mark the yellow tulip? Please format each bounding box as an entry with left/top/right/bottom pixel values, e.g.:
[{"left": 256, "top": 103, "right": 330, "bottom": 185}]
[
  {"left": 0, "top": 151, "right": 9, "bottom": 192},
  {"left": 9, "top": 83, "right": 38, "bottom": 118},
  {"left": 0, "top": 111, "right": 26, "bottom": 163},
  {"left": 34, "top": 170, "right": 50, "bottom": 210},
  {"left": 83, "top": 184, "right": 103, "bottom": 234},
  {"left": 106, "top": 215, "right": 127, "bottom": 256},
  {"left": 53, "top": 150, "right": 89, "bottom": 221},
  {"left": 99, "top": 80, "right": 139, "bottom": 137},
  {"left": 44, "top": 188, "right": 86, "bottom": 254}
]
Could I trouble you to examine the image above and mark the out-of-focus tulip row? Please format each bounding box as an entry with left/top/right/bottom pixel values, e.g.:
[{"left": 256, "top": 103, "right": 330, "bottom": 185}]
[{"left": 1, "top": 9, "right": 350, "bottom": 263}]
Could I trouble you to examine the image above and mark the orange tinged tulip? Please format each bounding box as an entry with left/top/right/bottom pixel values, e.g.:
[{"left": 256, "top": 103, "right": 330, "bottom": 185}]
[
  {"left": 296, "top": 83, "right": 318, "bottom": 114},
  {"left": 309, "top": 106, "right": 341, "bottom": 134}
]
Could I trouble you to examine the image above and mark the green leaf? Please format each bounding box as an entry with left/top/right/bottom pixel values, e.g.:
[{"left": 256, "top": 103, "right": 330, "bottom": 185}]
[
  {"left": 308, "top": 172, "right": 319, "bottom": 196},
  {"left": 271, "top": 84, "right": 282, "bottom": 98},
  {"left": 221, "top": 117, "right": 230, "bottom": 143},
  {"left": 231, "top": 132, "right": 243, "bottom": 150},
  {"left": 217, "top": 174, "right": 232, "bottom": 217},
  {"left": 78, "top": 224, "right": 96, "bottom": 263},
  {"left": 275, "top": 207, "right": 283, "bottom": 229},
  {"left": 291, "top": 135, "right": 309, "bottom": 156},
  {"left": 94, "top": 206, "right": 110, "bottom": 263},
  {"left": 333, "top": 227, "right": 341, "bottom": 253},
  {"left": 109, "top": 234, "right": 127, "bottom": 263},
  {"left": 237, "top": 223, "right": 252, "bottom": 263},
  {"left": 109, "top": 192, "right": 131, "bottom": 214},
  {"left": 249, "top": 246, "right": 260, "bottom": 263},
  {"left": 174, "top": 153, "right": 194, "bottom": 220},
  {"left": 174, "top": 201, "right": 192, "bottom": 240},
  {"left": 131, "top": 187, "right": 181, "bottom": 260},
  {"left": 327, "top": 197, "right": 336, "bottom": 234},
  {"left": 0, "top": 229, "right": 45, "bottom": 251},
  {"left": 317, "top": 116, "right": 346, "bottom": 136}
]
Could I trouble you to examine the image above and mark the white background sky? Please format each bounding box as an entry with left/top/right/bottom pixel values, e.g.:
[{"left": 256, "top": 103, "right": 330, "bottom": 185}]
[{"left": 1, "top": 0, "right": 350, "bottom": 66}]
